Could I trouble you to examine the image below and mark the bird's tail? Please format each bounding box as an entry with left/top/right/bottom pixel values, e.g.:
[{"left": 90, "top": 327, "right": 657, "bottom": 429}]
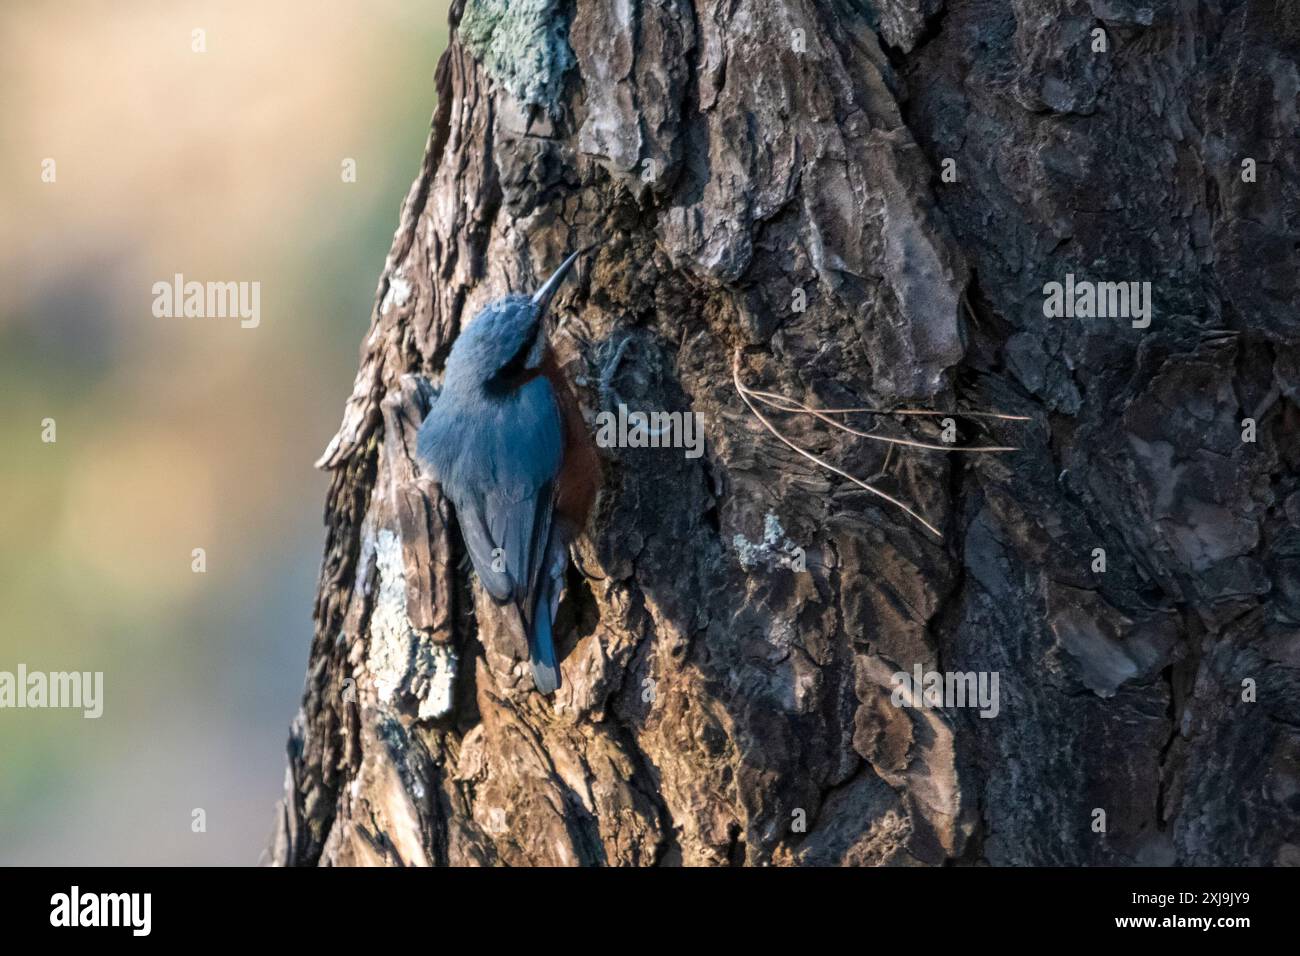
[
  {"left": 527, "top": 530, "right": 568, "bottom": 695},
  {"left": 528, "top": 593, "right": 560, "bottom": 695}
]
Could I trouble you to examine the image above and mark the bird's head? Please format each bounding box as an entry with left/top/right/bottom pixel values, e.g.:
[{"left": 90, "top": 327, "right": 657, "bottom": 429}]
[{"left": 444, "top": 247, "right": 589, "bottom": 394}]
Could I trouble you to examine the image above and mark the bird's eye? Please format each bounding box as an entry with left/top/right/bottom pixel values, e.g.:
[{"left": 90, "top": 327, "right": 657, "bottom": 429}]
[{"left": 486, "top": 323, "right": 543, "bottom": 392}]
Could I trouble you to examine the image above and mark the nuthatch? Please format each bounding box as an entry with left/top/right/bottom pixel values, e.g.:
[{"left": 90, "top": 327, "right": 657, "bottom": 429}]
[{"left": 417, "top": 249, "right": 599, "bottom": 694}]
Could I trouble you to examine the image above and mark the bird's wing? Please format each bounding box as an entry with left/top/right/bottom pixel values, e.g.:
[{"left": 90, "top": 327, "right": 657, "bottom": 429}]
[
  {"left": 452, "top": 497, "right": 516, "bottom": 601},
  {"left": 453, "top": 376, "right": 564, "bottom": 613},
  {"left": 485, "top": 478, "right": 554, "bottom": 616},
  {"left": 420, "top": 396, "right": 513, "bottom": 601}
]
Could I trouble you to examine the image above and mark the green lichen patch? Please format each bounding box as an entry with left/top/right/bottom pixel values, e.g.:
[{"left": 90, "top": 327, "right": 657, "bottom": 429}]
[{"left": 459, "top": 0, "right": 575, "bottom": 114}]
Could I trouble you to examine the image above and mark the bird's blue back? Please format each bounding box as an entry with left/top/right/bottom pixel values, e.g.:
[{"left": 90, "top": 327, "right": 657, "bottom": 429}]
[
  {"left": 415, "top": 286, "right": 575, "bottom": 694},
  {"left": 418, "top": 354, "right": 563, "bottom": 606}
]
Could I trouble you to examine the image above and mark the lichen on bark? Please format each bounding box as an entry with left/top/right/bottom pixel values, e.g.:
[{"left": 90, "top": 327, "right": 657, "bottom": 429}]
[{"left": 458, "top": 0, "right": 575, "bottom": 114}]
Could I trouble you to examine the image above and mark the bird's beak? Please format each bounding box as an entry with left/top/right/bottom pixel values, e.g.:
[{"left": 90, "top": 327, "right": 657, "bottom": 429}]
[{"left": 531, "top": 243, "right": 597, "bottom": 315}]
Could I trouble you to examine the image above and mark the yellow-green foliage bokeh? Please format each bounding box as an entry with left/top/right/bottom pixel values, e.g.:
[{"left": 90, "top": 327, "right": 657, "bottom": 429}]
[{"left": 0, "top": 0, "right": 451, "bottom": 863}]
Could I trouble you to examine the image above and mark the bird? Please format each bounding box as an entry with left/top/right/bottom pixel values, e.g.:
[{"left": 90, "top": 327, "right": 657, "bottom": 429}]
[{"left": 416, "top": 249, "right": 600, "bottom": 695}]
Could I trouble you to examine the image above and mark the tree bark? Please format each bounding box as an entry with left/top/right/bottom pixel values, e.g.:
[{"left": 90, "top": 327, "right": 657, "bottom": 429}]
[{"left": 267, "top": 0, "right": 1300, "bottom": 866}]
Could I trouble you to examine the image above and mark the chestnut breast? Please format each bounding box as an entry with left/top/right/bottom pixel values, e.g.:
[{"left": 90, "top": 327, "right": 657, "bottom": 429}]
[{"left": 540, "top": 348, "right": 600, "bottom": 533}]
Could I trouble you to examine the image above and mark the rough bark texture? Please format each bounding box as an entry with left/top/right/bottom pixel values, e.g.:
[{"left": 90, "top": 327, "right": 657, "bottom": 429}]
[{"left": 268, "top": 0, "right": 1300, "bottom": 866}]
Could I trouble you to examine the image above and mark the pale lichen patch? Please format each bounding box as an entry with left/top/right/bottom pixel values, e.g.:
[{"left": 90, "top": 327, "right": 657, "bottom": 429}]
[
  {"left": 459, "top": 0, "right": 575, "bottom": 114},
  {"left": 367, "top": 528, "right": 457, "bottom": 719},
  {"left": 733, "top": 512, "right": 804, "bottom": 571},
  {"left": 381, "top": 276, "right": 412, "bottom": 315}
]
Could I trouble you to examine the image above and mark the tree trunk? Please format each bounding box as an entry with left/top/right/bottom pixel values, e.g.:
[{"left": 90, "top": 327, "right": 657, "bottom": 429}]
[{"left": 267, "top": 0, "right": 1300, "bottom": 866}]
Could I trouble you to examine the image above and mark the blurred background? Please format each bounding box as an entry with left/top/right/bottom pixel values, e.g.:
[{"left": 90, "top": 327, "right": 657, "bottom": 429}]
[{"left": 0, "top": 0, "right": 451, "bottom": 863}]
